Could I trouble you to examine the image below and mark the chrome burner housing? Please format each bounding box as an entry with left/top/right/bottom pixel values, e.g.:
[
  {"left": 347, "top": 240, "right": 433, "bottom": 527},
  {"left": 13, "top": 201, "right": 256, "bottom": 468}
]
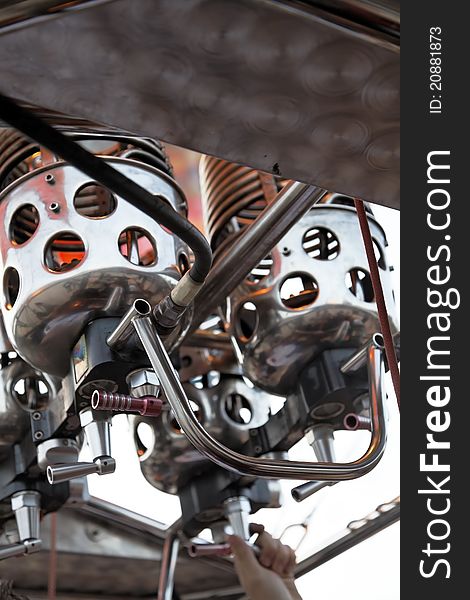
[
  {"left": 132, "top": 374, "right": 276, "bottom": 494},
  {"left": 226, "top": 203, "right": 398, "bottom": 394},
  {"left": 225, "top": 205, "right": 397, "bottom": 394},
  {"left": 0, "top": 157, "right": 189, "bottom": 376},
  {"left": 199, "top": 156, "right": 398, "bottom": 395}
]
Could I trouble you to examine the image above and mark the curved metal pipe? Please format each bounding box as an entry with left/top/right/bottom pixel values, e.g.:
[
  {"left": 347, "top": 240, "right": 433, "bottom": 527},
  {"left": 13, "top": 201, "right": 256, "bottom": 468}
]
[
  {"left": 133, "top": 316, "right": 387, "bottom": 481},
  {"left": 106, "top": 298, "right": 151, "bottom": 349}
]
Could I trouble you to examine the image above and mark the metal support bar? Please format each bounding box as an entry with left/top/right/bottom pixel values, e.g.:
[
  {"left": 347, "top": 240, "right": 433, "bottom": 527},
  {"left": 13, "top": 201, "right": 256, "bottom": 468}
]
[
  {"left": 133, "top": 314, "right": 387, "bottom": 481},
  {"left": 295, "top": 503, "right": 400, "bottom": 578},
  {"left": 157, "top": 520, "right": 181, "bottom": 600},
  {"left": 188, "top": 182, "right": 325, "bottom": 334}
]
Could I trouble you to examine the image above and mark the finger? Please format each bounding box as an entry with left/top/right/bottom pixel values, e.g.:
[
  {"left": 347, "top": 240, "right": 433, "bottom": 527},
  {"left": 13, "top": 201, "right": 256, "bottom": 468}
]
[
  {"left": 252, "top": 528, "right": 279, "bottom": 568},
  {"left": 272, "top": 544, "right": 293, "bottom": 576},
  {"left": 227, "top": 535, "right": 261, "bottom": 575},
  {"left": 253, "top": 528, "right": 275, "bottom": 550},
  {"left": 256, "top": 535, "right": 278, "bottom": 569},
  {"left": 249, "top": 522, "right": 265, "bottom": 536},
  {"left": 283, "top": 546, "right": 297, "bottom": 578}
]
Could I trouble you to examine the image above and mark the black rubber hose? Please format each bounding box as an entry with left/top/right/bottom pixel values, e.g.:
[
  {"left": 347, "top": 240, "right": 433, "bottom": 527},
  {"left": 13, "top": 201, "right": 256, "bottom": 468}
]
[{"left": 0, "top": 93, "right": 212, "bottom": 283}]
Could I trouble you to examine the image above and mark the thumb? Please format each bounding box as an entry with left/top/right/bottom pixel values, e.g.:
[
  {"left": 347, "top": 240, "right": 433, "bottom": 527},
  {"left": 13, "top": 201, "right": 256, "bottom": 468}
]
[{"left": 227, "top": 535, "right": 260, "bottom": 574}]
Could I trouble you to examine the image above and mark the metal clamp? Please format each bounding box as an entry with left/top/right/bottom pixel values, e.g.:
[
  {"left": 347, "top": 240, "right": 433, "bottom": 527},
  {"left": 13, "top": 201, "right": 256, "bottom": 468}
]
[{"left": 131, "top": 308, "right": 388, "bottom": 481}]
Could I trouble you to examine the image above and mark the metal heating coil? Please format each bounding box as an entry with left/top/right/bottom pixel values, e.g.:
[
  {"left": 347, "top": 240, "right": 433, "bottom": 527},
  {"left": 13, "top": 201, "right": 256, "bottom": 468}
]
[
  {"left": 0, "top": 130, "right": 173, "bottom": 192},
  {"left": 199, "top": 156, "right": 397, "bottom": 394},
  {"left": 200, "top": 156, "right": 287, "bottom": 251},
  {"left": 200, "top": 155, "right": 373, "bottom": 255}
]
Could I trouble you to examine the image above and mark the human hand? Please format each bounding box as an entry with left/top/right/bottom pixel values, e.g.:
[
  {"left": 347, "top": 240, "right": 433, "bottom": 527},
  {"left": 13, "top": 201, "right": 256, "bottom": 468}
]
[{"left": 228, "top": 524, "right": 302, "bottom": 600}]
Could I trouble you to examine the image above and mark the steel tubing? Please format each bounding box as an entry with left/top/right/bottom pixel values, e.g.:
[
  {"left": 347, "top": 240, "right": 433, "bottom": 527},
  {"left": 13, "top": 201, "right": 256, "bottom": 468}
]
[
  {"left": 133, "top": 315, "right": 387, "bottom": 481},
  {"left": 157, "top": 520, "right": 181, "bottom": 600},
  {"left": 188, "top": 182, "right": 325, "bottom": 334}
]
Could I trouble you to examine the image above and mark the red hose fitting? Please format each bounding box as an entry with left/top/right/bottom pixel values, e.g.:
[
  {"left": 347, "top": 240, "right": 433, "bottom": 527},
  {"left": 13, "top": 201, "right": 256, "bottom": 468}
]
[{"left": 91, "top": 390, "right": 162, "bottom": 417}]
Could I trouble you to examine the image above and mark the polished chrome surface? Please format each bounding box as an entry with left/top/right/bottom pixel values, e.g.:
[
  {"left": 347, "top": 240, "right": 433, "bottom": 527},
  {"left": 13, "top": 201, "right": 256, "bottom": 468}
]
[
  {"left": 127, "top": 367, "right": 160, "bottom": 398},
  {"left": 47, "top": 456, "right": 115, "bottom": 484},
  {"left": 106, "top": 298, "right": 152, "bottom": 349},
  {"left": 11, "top": 490, "right": 40, "bottom": 541},
  {"left": 0, "top": 358, "right": 31, "bottom": 460},
  {"left": 133, "top": 373, "right": 273, "bottom": 494},
  {"left": 0, "top": 0, "right": 399, "bottom": 208},
  {"left": 0, "top": 537, "right": 42, "bottom": 559},
  {"left": 0, "top": 314, "right": 12, "bottom": 352},
  {"left": 199, "top": 156, "right": 289, "bottom": 250},
  {"left": 134, "top": 315, "right": 388, "bottom": 481},
  {"left": 220, "top": 203, "right": 397, "bottom": 394},
  {"left": 47, "top": 408, "right": 115, "bottom": 484},
  {"left": 224, "top": 496, "right": 250, "bottom": 541},
  {"left": 0, "top": 157, "right": 187, "bottom": 376},
  {"left": 306, "top": 425, "right": 336, "bottom": 463},
  {"left": 189, "top": 181, "right": 326, "bottom": 336},
  {"left": 343, "top": 412, "right": 372, "bottom": 431},
  {"left": 80, "top": 408, "right": 111, "bottom": 459},
  {"left": 0, "top": 542, "right": 27, "bottom": 559},
  {"left": 36, "top": 437, "right": 79, "bottom": 470},
  {"left": 341, "top": 331, "right": 385, "bottom": 373},
  {"left": 198, "top": 159, "right": 397, "bottom": 393}
]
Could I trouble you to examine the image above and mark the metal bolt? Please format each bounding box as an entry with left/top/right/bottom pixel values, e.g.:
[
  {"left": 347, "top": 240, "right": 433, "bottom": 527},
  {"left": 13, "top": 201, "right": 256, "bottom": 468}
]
[
  {"left": 34, "top": 431, "right": 44, "bottom": 440},
  {"left": 49, "top": 202, "right": 60, "bottom": 213},
  {"left": 45, "top": 174, "right": 55, "bottom": 185},
  {"left": 281, "top": 247, "right": 291, "bottom": 256},
  {"left": 32, "top": 412, "right": 42, "bottom": 421}
]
